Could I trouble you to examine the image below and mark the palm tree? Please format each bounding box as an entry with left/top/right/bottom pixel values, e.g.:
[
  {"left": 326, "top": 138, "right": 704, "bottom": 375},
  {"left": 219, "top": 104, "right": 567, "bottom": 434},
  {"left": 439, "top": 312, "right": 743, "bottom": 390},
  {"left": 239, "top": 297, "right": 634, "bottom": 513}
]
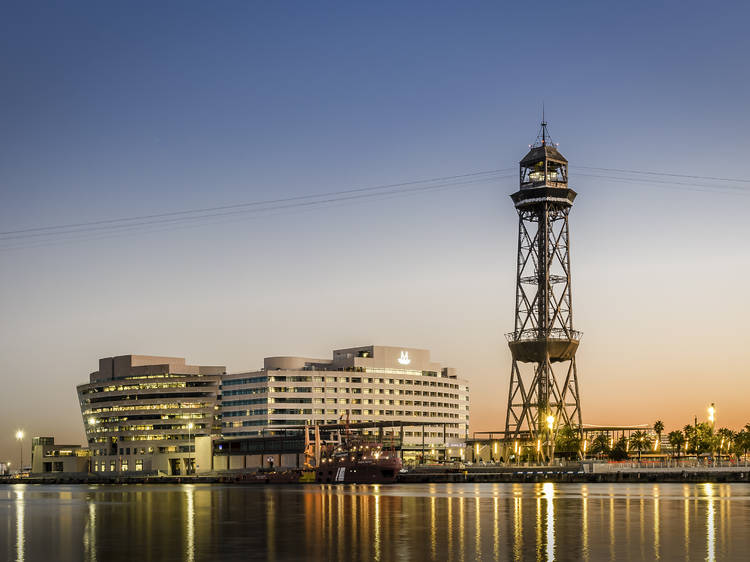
[
  {"left": 653, "top": 420, "right": 665, "bottom": 451},
  {"left": 668, "top": 430, "right": 685, "bottom": 458},
  {"left": 739, "top": 429, "right": 750, "bottom": 461},
  {"left": 683, "top": 424, "right": 697, "bottom": 455},
  {"left": 591, "top": 433, "right": 610, "bottom": 459},
  {"left": 629, "top": 431, "right": 653, "bottom": 461},
  {"left": 609, "top": 436, "right": 629, "bottom": 461},
  {"left": 717, "top": 428, "right": 735, "bottom": 458}
]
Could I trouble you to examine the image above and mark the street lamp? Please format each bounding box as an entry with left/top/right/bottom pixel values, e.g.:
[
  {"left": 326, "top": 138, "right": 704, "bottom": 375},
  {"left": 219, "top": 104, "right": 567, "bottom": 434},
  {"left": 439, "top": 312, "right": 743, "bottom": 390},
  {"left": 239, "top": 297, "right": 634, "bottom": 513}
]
[
  {"left": 545, "top": 415, "right": 555, "bottom": 464},
  {"left": 15, "top": 430, "right": 24, "bottom": 472},
  {"left": 187, "top": 422, "right": 194, "bottom": 475},
  {"left": 708, "top": 403, "right": 716, "bottom": 425}
]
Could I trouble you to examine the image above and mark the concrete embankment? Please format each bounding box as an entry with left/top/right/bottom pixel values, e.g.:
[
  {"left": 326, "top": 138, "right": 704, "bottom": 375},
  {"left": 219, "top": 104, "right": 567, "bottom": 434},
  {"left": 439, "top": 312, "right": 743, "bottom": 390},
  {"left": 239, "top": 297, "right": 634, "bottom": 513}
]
[
  {"left": 398, "top": 465, "right": 750, "bottom": 484},
  {"left": 3, "top": 466, "right": 750, "bottom": 485}
]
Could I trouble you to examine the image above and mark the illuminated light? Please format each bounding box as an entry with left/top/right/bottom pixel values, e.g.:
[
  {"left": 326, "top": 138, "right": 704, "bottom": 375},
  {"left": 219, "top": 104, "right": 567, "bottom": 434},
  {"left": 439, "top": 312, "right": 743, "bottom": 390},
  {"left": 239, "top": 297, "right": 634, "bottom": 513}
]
[
  {"left": 537, "top": 439, "right": 541, "bottom": 453},
  {"left": 87, "top": 417, "right": 97, "bottom": 426},
  {"left": 397, "top": 351, "right": 411, "bottom": 365},
  {"left": 583, "top": 440, "right": 588, "bottom": 453},
  {"left": 546, "top": 415, "right": 555, "bottom": 431},
  {"left": 15, "top": 430, "right": 24, "bottom": 441},
  {"left": 708, "top": 403, "right": 715, "bottom": 423}
]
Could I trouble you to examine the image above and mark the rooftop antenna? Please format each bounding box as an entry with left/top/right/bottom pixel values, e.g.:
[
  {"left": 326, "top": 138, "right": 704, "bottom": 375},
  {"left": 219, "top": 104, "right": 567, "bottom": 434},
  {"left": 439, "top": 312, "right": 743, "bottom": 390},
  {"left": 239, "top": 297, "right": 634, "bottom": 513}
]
[{"left": 541, "top": 103, "right": 546, "bottom": 146}]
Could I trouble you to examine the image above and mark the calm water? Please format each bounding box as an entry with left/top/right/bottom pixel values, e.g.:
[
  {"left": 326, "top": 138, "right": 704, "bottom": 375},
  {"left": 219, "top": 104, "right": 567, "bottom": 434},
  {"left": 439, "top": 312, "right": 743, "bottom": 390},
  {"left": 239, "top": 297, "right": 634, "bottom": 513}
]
[{"left": 1, "top": 482, "right": 749, "bottom": 561}]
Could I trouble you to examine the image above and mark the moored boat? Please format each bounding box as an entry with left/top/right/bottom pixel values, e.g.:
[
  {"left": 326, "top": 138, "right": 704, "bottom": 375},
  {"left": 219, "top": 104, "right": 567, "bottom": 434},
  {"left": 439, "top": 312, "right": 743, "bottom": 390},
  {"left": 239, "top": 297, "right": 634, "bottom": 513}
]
[{"left": 316, "top": 445, "right": 401, "bottom": 484}]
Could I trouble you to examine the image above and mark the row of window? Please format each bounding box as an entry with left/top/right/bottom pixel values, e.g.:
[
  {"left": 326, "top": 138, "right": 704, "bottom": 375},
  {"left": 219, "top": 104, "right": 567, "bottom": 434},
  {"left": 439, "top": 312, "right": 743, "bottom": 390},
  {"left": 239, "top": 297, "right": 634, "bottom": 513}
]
[
  {"left": 221, "top": 398, "right": 268, "bottom": 407},
  {"left": 226, "top": 408, "right": 467, "bottom": 420},
  {"left": 263, "top": 375, "right": 465, "bottom": 390},
  {"left": 225, "top": 398, "right": 464, "bottom": 409},
  {"left": 82, "top": 402, "right": 212, "bottom": 414},
  {"left": 222, "top": 376, "right": 268, "bottom": 386},
  {"left": 247, "top": 387, "right": 465, "bottom": 400},
  {"left": 93, "top": 459, "right": 144, "bottom": 472}
]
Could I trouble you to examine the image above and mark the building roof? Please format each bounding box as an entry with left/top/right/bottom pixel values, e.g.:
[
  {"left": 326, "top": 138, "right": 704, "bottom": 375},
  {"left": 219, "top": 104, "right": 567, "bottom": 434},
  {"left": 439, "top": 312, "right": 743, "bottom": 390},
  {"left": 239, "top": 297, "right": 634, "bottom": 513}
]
[{"left": 520, "top": 144, "right": 568, "bottom": 165}]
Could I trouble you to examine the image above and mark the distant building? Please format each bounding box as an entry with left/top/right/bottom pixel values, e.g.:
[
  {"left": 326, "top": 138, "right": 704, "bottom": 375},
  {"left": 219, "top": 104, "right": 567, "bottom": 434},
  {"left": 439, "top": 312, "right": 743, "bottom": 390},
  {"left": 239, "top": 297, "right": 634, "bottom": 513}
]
[
  {"left": 31, "top": 437, "right": 89, "bottom": 474},
  {"left": 221, "top": 345, "right": 470, "bottom": 447},
  {"left": 76, "top": 355, "right": 224, "bottom": 476}
]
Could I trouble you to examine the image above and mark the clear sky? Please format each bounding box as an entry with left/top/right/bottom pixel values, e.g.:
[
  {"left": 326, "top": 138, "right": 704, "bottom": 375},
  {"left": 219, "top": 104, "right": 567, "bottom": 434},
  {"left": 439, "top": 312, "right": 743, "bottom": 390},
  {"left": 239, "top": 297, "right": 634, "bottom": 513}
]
[{"left": 1, "top": 2, "right": 749, "bottom": 462}]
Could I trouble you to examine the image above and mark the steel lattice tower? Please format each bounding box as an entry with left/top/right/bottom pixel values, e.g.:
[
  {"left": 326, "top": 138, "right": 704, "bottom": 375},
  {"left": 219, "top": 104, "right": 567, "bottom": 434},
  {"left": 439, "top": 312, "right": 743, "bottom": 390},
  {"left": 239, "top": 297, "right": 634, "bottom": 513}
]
[{"left": 504, "top": 121, "right": 582, "bottom": 459}]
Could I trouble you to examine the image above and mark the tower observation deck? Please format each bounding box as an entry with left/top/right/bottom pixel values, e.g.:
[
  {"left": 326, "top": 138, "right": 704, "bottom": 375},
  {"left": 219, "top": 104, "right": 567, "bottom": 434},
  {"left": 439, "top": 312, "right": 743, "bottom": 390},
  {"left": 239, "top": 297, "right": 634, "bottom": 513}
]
[{"left": 503, "top": 121, "right": 583, "bottom": 460}]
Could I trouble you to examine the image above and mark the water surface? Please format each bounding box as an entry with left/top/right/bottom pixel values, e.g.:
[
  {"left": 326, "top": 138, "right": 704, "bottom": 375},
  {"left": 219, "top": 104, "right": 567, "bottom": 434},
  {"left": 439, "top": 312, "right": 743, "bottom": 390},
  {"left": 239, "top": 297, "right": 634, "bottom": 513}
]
[{"left": 1, "top": 482, "right": 748, "bottom": 561}]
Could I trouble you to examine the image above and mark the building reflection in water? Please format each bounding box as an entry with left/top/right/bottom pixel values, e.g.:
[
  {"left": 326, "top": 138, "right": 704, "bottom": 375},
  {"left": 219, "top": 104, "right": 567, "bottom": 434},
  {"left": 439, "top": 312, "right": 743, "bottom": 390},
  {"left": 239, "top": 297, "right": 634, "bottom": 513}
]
[
  {"left": 705, "top": 483, "right": 715, "bottom": 562},
  {"left": 542, "top": 482, "right": 555, "bottom": 561},
  {"left": 652, "top": 485, "right": 659, "bottom": 560},
  {"left": 83, "top": 500, "right": 96, "bottom": 562},
  {"left": 184, "top": 485, "right": 195, "bottom": 562},
  {"left": 581, "top": 485, "right": 588, "bottom": 561},
  {"left": 4, "top": 481, "right": 747, "bottom": 560},
  {"left": 15, "top": 487, "right": 25, "bottom": 562}
]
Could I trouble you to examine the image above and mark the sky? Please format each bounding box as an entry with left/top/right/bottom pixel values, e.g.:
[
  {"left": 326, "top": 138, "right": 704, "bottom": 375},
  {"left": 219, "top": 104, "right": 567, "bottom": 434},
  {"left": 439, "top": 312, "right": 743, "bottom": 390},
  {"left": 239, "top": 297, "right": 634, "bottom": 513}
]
[{"left": 1, "top": 1, "right": 749, "bottom": 463}]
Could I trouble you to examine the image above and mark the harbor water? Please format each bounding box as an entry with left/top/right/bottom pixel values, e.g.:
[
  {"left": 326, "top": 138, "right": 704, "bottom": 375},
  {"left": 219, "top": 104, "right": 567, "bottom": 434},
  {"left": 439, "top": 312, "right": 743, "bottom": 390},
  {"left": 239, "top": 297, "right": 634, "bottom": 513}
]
[{"left": 1, "top": 482, "right": 749, "bottom": 561}]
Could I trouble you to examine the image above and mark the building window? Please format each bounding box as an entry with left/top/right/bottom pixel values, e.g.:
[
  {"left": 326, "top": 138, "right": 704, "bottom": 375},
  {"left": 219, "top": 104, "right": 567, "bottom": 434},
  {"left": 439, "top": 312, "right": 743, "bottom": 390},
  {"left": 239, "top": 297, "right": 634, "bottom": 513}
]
[
  {"left": 122, "top": 460, "right": 129, "bottom": 471},
  {"left": 109, "top": 461, "right": 116, "bottom": 472},
  {"left": 135, "top": 459, "right": 143, "bottom": 471}
]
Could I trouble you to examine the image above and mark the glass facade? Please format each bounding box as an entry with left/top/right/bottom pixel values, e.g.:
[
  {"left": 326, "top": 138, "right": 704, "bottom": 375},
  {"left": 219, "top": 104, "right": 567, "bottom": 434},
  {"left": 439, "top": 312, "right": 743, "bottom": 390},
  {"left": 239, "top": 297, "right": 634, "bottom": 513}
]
[{"left": 77, "top": 355, "right": 223, "bottom": 475}]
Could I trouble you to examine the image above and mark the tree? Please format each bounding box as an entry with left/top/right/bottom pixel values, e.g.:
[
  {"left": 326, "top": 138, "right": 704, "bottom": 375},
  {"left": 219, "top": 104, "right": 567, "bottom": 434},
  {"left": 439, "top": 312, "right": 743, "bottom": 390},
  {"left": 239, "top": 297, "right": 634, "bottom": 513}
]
[
  {"left": 668, "top": 430, "right": 685, "bottom": 458},
  {"left": 683, "top": 424, "right": 698, "bottom": 454},
  {"left": 555, "top": 425, "right": 582, "bottom": 459},
  {"left": 590, "top": 433, "right": 610, "bottom": 459},
  {"left": 733, "top": 429, "right": 750, "bottom": 460},
  {"left": 629, "top": 431, "right": 653, "bottom": 461},
  {"left": 609, "top": 436, "right": 629, "bottom": 461},
  {"left": 717, "top": 428, "right": 735, "bottom": 458},
  {"left": 694, "top": 422, "right": 715, "bottom": 455},
  {"left": 653, "top": 420, "right": 665, "bottom": 450}
]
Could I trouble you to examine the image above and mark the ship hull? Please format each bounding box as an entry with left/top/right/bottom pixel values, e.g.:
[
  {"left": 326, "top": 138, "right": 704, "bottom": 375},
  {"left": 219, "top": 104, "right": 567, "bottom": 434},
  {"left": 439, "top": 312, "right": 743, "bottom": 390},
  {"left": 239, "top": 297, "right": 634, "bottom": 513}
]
[{"left": 316, "top": 458, "right": 401, "bottom": 484}]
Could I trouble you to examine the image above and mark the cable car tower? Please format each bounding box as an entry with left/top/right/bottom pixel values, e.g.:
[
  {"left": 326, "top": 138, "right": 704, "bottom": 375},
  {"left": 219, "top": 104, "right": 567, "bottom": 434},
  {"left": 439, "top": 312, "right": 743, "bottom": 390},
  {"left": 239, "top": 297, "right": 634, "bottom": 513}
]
[{"left": 504, "top": 120, "right": 582, "bottom": 459}]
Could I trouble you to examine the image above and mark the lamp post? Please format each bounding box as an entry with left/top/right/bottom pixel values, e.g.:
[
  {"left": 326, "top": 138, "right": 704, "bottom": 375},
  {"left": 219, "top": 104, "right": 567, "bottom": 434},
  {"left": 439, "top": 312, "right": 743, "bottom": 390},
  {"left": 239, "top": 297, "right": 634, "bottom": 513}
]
[
  {"left": 187, "top": 422, "right": 194, "bottom": 475},
  {"left": 87, "top": 417, "right": 98, "bottom": 472},
  {"left": 546, "top": 415, "right": 555, "bottom": 464},
  {"left": 15, "top": 430, "right": 24, "bottom": 472},
  {"left": 707, "top": 404, "right": 716, "bottom": 462}
]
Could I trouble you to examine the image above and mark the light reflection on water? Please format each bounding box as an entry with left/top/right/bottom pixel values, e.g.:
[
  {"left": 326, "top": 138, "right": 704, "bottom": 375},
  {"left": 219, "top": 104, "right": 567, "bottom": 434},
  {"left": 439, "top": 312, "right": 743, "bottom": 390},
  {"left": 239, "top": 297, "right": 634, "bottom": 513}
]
[{"left": 0, "top": 482, "right": 749, "bottom": 561}]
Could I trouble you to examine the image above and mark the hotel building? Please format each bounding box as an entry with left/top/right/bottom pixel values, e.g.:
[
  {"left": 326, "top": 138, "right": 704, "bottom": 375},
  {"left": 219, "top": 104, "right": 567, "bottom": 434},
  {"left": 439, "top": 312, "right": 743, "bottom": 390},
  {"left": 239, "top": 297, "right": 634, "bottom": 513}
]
[
  {"left": 221, "top": 345, "right": 470, "bottom": 447},
  {"left": 77, "top": 355, "right": 224, "bottom": 475}
]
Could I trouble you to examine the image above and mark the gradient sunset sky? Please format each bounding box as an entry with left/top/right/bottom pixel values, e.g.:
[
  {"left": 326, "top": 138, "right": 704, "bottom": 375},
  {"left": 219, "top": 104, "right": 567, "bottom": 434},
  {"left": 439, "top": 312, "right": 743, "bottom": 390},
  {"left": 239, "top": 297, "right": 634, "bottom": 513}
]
[{"left": 1, "top": 2, "right": 749, "bottom": 461}]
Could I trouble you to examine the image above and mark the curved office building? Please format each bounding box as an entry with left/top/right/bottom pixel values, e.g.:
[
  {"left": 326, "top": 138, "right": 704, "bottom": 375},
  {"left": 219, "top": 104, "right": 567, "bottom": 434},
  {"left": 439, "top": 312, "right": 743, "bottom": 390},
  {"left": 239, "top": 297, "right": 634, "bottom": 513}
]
[{"left": 77, "top": 355, "right": 224, "bottom": 475}]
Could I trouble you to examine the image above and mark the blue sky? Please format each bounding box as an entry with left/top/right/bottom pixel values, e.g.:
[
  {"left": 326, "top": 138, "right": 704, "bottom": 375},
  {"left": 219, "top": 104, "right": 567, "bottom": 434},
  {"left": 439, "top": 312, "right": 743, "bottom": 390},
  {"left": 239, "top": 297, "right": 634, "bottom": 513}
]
[{"left": 1, "top": 2, "right": 749, "bottom": 459}]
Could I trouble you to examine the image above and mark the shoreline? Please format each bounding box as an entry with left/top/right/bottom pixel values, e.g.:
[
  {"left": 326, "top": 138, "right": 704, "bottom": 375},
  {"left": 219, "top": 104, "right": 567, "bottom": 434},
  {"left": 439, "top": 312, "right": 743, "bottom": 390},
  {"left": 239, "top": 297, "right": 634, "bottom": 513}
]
[{"left": 2, "top": 466, "right": 750, "bottom": 485}]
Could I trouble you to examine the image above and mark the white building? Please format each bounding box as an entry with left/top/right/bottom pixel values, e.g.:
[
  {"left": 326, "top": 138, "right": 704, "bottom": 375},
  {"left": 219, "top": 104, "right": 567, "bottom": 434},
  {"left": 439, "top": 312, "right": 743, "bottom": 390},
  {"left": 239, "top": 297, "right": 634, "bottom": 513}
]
[
  {"left": 77, "top": 355, "right": 224, "bottom": 476},
  {"left": 221, "top": 345, "right": 470, "bottom": 447}
]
